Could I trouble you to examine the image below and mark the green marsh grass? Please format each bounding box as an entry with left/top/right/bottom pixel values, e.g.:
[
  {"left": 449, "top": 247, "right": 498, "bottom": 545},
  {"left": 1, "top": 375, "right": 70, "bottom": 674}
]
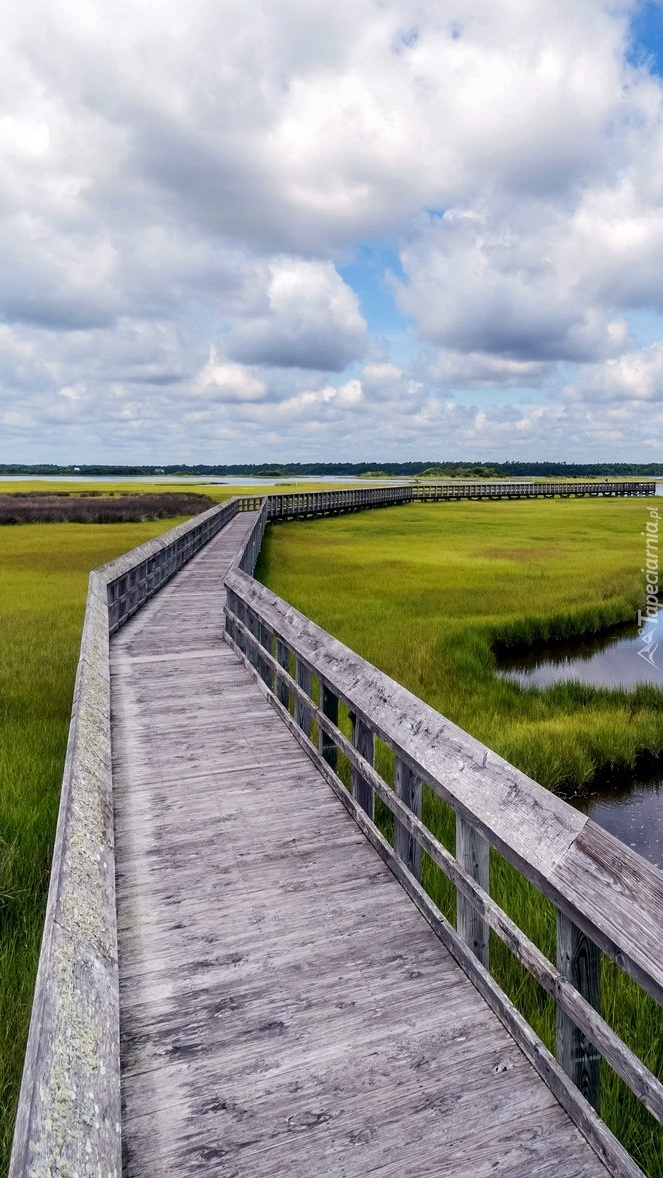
[
  {"left": 0, "top": 518, "right": 189, "bottom": 1171},
  {"left": 257, "top": 498, "right": 663, "bottom": 1174}
]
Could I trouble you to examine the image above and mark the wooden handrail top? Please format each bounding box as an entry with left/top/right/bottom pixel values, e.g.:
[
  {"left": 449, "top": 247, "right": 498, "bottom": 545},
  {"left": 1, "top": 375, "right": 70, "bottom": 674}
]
[
  {"left": 225, "top": 565, "right": 663, "bottom": 1007},
  {"left": 96, "top": 497, "right": 241, "bottom": 585}
]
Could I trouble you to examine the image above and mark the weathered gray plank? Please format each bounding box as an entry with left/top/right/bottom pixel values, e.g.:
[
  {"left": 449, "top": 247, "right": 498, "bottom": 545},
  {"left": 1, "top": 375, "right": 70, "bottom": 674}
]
[
  {"left": 394, "top": 757, "right": 421, "bottom": 881},
  {"left": 557, "top": 912, "right": 601, "bottom": 1111},
  {"left": 351, "top": 711, "right": 374, "bottom": 819},
  {"left": 110, "top": 521, "right": 614, "bottom": 1178},
  {"left": 225, "top": 567, "right": 663, "bottom": 1008},
  {"left": 456, "top": 814, "right": 490, "bottom": 968}
]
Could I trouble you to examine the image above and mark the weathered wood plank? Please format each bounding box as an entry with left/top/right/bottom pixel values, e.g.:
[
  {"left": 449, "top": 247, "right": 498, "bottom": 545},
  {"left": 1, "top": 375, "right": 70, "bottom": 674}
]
[
  {"left": 225, "top": 567, "right": 663, "bottom": 1008},
  {"left": 226, "top": 619, "right": 663, "bottom": 1128},
  {"left": 394, "top": 757, "right": 421, "bottom": 881},
  {"left": 557, "top": 912, "right": 602, "bottom": 1112},
  {"left": 319, "top": 684, "right": 339, "bottom": 772},
  {"left": 351, "top": 712, "right": 374, "bottom": 819},
  {"left": 295, "top": 656, "right": 312, "bottom": 735},
  {"left": 111, "top": 523, "right": 613, "bottom": 1178},
  {"left": 456, "top": 815, "right": 490, "bottom": 968}
]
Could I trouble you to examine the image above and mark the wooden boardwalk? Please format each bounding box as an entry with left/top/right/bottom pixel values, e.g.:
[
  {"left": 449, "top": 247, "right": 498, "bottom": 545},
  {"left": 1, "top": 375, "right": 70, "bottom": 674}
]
[{"left": 110, "top": 513, "right": 610, "bottom": 1176}]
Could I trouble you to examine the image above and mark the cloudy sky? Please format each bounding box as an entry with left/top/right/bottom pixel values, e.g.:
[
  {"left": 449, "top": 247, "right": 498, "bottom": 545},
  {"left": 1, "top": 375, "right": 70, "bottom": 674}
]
[{"left": 4, "top": 0, "right": 663, "bottom": 463}]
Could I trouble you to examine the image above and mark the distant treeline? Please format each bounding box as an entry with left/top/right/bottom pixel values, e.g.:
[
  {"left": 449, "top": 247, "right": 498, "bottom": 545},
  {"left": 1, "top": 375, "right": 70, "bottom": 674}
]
[
  {"left": 1, "top": 461, "right": 663, "bottom": 478},
  {"left": 0, "top": 492, "right": 214, "bottom": 524}
]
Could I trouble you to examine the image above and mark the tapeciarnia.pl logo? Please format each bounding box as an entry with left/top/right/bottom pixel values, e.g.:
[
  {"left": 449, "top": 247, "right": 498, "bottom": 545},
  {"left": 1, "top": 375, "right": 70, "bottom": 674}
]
[{"left": 637, "top": 505, "right": 661, "bottom": 670}]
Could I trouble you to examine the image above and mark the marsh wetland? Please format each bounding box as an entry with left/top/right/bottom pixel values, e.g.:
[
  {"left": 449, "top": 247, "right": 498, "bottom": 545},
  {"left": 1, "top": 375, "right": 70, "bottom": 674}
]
[
  {"left": 497, "top": 621, "right": 663, "bottom": 866},
  {"left": 1, "top": 487, "right": 662, "bottom": 1172}
]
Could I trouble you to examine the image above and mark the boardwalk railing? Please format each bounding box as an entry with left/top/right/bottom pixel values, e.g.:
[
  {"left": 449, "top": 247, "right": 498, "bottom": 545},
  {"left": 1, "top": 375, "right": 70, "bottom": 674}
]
[
  {"left": 9, "top": 497, "right": 249, "bottom": 1178},
  {"left": 413, "top": 479, "right": 656, "bottom": 501},
  {"left": 106, "top": 497, "right": 242, "bottom": 633},
  {"left": 262, "top": 480, "right": 655, "bottom": 520},
  {"left": 225, "top": 516, "right": 663, "bottom": 1178}
]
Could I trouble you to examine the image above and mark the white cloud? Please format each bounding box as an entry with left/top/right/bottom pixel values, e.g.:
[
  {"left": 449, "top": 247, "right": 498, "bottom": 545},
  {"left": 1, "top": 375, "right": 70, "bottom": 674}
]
[
  {"left": 564, "top": 342, "right": 663, "bottom": 403},
  {"left": 1, "top": 0, "right": 663, "bottom": 460},
  {"left": 193, "top": 355, "right": 267, "bottom": 402},
  {"left": 226, "top": 259, "right": 367, "bottom": 370},
  {"left": 394, "top": 203, "right": 632, "bottom": 363}
]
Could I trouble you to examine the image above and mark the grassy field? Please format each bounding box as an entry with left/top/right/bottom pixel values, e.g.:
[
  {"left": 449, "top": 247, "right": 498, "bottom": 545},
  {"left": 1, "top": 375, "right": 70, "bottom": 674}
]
[
  {"left": 0, "top": 478, "right": 371, "bottom": 499},
  {"left": 0, "top": 517, "right": 191, "bottom": 1171},
  {"left": 257, "top": 498, "right": 663, "bottom": 1174}
]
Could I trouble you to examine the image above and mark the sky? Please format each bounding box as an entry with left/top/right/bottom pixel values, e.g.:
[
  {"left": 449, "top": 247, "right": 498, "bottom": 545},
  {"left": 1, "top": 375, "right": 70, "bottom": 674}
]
[{"left": 4, "top": 1, "right": 663, "bottom": 463}]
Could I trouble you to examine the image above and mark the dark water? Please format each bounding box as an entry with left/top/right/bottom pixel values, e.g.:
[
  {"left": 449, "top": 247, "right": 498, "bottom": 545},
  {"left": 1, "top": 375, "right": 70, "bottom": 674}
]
[
  {"left": 569, "top": 772, "right": 663, "bottom": 869},
  {"left": 497, "top": 622, "right": 663, "bottom": 690},
  {"left": 497, "top": 623, "right": 663, "bottom": 867}
]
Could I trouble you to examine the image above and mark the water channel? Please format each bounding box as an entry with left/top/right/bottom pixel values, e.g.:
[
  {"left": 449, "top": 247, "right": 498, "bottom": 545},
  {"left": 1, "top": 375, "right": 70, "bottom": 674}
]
[{"left": 497, "top": 623, "right": 663, "bottom": 867}]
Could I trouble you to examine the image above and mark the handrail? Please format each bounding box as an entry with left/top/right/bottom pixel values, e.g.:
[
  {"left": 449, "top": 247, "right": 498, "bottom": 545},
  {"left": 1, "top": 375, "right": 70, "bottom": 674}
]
[
  {"left": 9, "top": 496, "right": 246, "bottom": 1177},
  {"left": 261, "top": 480, "right": 656, "bottom": 521},
  {"left": 224, "top": 514, "right": 663, "bottom": 1177},
  {"left": 412, "top": 480, "right": 655, "bottom": 500}
]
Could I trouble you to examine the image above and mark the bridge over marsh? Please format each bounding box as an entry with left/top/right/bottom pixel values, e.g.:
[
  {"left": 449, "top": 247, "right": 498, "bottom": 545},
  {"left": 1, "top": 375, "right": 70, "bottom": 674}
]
[{"left": 9, "top": 483, "right": 663, "bottom": 1176}]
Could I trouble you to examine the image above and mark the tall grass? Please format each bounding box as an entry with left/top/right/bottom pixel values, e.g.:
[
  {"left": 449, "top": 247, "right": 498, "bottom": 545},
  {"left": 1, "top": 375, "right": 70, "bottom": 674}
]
[
  {"left": 0, "top": 518, "right": 189, "bottom": 1172},
  {"left": 257, "top": 498, "right": 663, "bottom": 1174}
]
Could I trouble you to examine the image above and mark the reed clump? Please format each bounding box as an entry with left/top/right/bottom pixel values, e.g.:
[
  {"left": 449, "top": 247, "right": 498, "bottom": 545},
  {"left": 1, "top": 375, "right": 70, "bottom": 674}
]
[{"left": 0, "top": 491, "right": 214, "bottom": 524}]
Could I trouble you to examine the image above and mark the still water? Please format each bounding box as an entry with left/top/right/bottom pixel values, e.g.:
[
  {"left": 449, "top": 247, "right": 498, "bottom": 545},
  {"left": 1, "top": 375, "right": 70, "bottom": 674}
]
[
  {"left": 496, "top": 623, "right": 663, "bottom": 690},
  {"left": 497, "top": 624, "right": 663, "bottom": 867}
]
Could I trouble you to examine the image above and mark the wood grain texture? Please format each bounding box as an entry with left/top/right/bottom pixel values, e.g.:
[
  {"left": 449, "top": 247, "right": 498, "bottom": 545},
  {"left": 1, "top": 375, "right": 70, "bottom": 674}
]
[
  {"left": 456, "top": 816, "right": 490, "bottom": 969},
  {"left": 224, "top": 626, "right": 646, "bottom": 1177},
  {"left": 394, "top": 758, "right": 421, "bottom": 882},
  {"left": 225, "top": 584, "right": 663, "bottom": 1129},
  {"left": 351, "top": 712, "right": 374, "bottom": 819},
  {"left": 9, "top": 572, "right": 121, "bottom": 1177},
  {"left": 557, "top": 913, "right": 601, "bottom": 1112},
  {"left": 225, "top": 567, "right": 663, "bottom": 1008},
  {"left": 111, "top": 517, "right": 611, "bottom": 1177},
  {"left": 319, "top": 685, "right": 339, "bottom": 772}
]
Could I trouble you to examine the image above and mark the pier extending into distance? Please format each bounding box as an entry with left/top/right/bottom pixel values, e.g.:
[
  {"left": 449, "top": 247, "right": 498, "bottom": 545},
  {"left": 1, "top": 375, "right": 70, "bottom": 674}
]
[
  {"left": 258, "top": 479, "right": 656, "bottom": 521},
  {"left": 9, "top": 482, "right": 663, "bottom": 1176}
]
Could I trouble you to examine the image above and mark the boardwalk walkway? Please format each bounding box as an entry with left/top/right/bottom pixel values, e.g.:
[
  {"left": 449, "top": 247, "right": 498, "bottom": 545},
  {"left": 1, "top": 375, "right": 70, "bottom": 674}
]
[{"left": 110, "top": 513, "right": 609, "bottom": 1176}]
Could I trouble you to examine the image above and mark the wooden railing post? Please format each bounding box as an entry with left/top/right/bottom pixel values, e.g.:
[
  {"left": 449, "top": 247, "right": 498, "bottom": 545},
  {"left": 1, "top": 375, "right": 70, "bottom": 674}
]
[
  {"left": 456, "top": 815, "right": 489, "bottom": 968},
  {"left": 295, "top": 657, "right": 312, "bottom": 736},
  {"left": 394, "top": 758, "right": 421, "bottom": 881},
  {"left": 225, "top": 590, "right": 237, "bottom": 643},
  {"left": 276, "top": 639, "right": 290, "bottom": 709},
  {"left": 247, "top": 607, "right": 261, "bottom": 670},
  {"left": 319, "top": 685, "right": 338, "bottom": 771},
  {"left": 556, "top": 911, "right": 601, "bottom": 1112},
  {"left": 350, "top": 711, "right": 374, "bottom": 819},
  {"left": 258, "top": 622, "right": 273, "bottom": 688}
]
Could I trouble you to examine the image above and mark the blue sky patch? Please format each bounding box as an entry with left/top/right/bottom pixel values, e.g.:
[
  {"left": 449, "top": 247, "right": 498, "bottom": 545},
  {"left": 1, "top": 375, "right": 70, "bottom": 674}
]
[
  {"left": 629, "top": 1, "right": 663, "bottom": 76},
  {"left": 339, "top": 243, "right": 410, "bottom": 336}
]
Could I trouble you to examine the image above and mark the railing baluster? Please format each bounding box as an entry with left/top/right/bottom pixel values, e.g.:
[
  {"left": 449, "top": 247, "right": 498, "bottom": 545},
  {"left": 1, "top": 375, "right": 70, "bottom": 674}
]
[
  {"left": 295, "top": 657, "right": 312, "bottom": 735},
  {"left": 259, "top": 621, "right": 273, "bottom": 688},
  {"left": 394, "top": 758, "right": 421, "bottom": 881},
  {"left": 350, "top": 711, "right": 374, "bottom": 819},
  {"left": 276, "top": 639, "right": 290, "bottom": 709},
  {"left": 456, "top": 815, "right": 489, "bottom": 967},
  {"left": 319, "top": 684, "right": 338, "bottom": 771},
  {"left": 246, "top": 606, "right": 260, "bottom": 668},
  {"left": 556, "top": 911, "right": 601, "bottom": 1112}
]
